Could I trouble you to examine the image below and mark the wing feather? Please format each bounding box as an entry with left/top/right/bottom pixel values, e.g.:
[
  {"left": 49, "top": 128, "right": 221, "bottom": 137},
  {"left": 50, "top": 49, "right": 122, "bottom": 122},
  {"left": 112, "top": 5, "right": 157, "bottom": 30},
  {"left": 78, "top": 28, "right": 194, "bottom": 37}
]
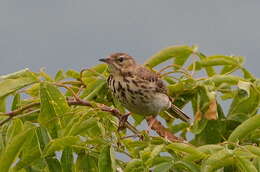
[{"left": 135, "top": 66, "right": 167, "bottom": 94}]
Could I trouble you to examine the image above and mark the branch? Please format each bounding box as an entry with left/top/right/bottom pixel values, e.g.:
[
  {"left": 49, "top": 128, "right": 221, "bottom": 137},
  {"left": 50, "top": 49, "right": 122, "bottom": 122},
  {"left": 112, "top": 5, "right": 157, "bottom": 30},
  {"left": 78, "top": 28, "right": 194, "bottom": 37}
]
[
  {"left": 0, "top": 102, "right": 40, "bottom": 126},
  {"left": 0, "top": 98, "right": 184, "bottom": 142},
  {"left": 146, "top": 116, "right": 185, "bottom": 143},
  {"left": 68, "top": 100, "right": 139, "bottom": 136},
  {"left": 0, "top": 98, "right": 139, "bottom": 137},
  {"left": 0, "top": 82, "right": 185, "bottom": 142}
]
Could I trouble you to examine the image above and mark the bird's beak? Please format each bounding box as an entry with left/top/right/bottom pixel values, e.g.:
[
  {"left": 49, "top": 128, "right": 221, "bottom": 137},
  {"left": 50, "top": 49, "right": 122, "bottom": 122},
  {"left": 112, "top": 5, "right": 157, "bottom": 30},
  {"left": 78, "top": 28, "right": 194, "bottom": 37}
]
[{"left": 99, "top": 58, "right": 110, "bottom": 64}]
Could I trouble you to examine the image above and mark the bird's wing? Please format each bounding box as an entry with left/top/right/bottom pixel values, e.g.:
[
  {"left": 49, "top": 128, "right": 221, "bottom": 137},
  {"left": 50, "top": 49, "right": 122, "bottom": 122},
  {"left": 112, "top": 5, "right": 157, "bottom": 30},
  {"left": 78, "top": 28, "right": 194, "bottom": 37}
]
[{"left": 135, "top": 66, "right": 168, "bottom": 94}]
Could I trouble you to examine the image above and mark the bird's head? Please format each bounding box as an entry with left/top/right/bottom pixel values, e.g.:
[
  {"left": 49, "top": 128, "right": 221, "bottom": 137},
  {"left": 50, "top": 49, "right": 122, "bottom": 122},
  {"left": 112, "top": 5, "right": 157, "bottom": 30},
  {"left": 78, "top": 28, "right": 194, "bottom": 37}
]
[{"left": 99, "top": 53, "right": 136, "bottom": 74}]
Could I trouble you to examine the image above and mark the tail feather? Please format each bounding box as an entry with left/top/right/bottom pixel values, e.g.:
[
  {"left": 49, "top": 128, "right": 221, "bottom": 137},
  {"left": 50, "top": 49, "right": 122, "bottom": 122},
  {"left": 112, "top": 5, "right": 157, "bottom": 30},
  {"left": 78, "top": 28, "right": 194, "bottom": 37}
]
[{"left": 167, "top": 104, "right": 190, "bottom": 122}]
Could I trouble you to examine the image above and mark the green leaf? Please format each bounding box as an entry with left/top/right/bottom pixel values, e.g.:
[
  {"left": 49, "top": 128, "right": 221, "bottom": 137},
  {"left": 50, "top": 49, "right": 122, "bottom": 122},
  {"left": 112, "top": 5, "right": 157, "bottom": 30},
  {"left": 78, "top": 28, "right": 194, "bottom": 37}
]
[
  {"left": 195, "top": 52, "right": 216, "bottom": 76},
  {"left": 38, "top": 82, "right": 70, "bottom": 137},
  {"left": 241, "top": 67, "right": 255, "bottom": 80},
  {"left": 144, "top": 45, "right": 195, "bottom": 68},
  {"left": 0, "top": 96, "right": 6, "bottom": 113},
  {"left": 228, "top": 114, "right": 260, "bottom": 142},
  {"left": 166, "top": 143, "right": 206, "bottom": 159},
  {"left": 39, "top": 68, "right": 53, "bottom": 81},
  {"left": 55, "top": 70, "right": 66, "bottom": 81},
  {"left": 153, "top": 162, "right": 173, "bottom": 172},
  {"left": 199, "top": 55, "right": 243, "bottom": 67},
  {"left": 11, "top": 93, "right": 21, "bottom": 110},
  {"left": 61, "top": 147, "right": 73, "bottom": 172},
  {"left": 174, "top": 160, "right": 200, "bottom": 172},
  {"left": 81, "top": 64, "right": 107, "bottom": 80},
  {"left": 190, "top": 85, "right": 218, "bottom": 134},
  {"left": 190, "top": 118, "right": 208, "bottom": 135},
  {"left": 189, "top": 55, "right": 243, "bottom": 76},
  {"left": 145, "top": 145, "right": 164, "bottom": 166},
  {"left": 98, "top": 145, "right": 116, "bottom": 172},
  {"left": 220, "top": 65, "right": 239, "bottom": 75},
  {"left": 184, "top": 144, "right": 224, "bottom": 161},
  {"left": 76, "top": 154, "right": 98, "bottom": 172},
  {"left": 236, "top": 155, "right": 257, "bottom": 172},
  {"left": 244, "top": 145, "right": 260, "bottom": 157},
  {"left": 253, "top": 157, "right": 260, "bottom": 171},
  {"left": 65, "top": 117, "right": 98, "bottom": 136},
  {"left": 169, "top": 122, "right": 189, "bottom": 133},
  {"left": 25, "top": 83, "right": 40, "bottom": 97},
  {"left": 204, "top": 75, "right": 243, "bottom": 87},
  {"left": 83, "top": 79, "right": 106, "bottom": 101},
  {"left": 0, "top": 68, "right": 38, "bottom": 98},
  {"left": 201, "top": 149, "right": 235, "bottom": 172},
  {"left": 46, "top": 157, "right": 62, "bottom": 172},
  {"left": 167, "top": 78, "right": 196, "bottom": 96},
  {"left": 237, "top": 80, "right": 251, "bottom": 97},
  {"left": 174, "top": 46, "right": 197, "bottom": 68},
  {"left": 220, "top": 56, "right": 244, "bottom": 74},
  {"left": 140, "top": 146, "right": 156, "bottom": 163},
  {"left": 0, "top": 129, "right": 5, "bottom": 154},
  {"left": 131, "top": 113, "right": 145, "bottom": 126},
  {"left": 66, "top": 69, "right": 80, "bottom": 79},
  {"left": 0, "top": 124, "right": 34, "bottom": 172},
  {"left": 6, "top": 119, "right": 23, "bottom": 144},
  {"left": 192, "top": 103, "right": 227, "bottom": 145},
  {"left": 227, "top": 85, "right": 260, "bottom": 122},
  {"left": 43, "top": 136, "right": 80, "bottom": 157},
  {"left": 35, "top": 126, "right": 51, "bottom": 152},
  {"left": 149, "top": 156, "right": 173, "bottom": 167},
  {"left": 14, "top": 130, "right": 41, "bottom": 170},
  {"left": 125, "top": 159, "right": 147, "bottom": 172}
]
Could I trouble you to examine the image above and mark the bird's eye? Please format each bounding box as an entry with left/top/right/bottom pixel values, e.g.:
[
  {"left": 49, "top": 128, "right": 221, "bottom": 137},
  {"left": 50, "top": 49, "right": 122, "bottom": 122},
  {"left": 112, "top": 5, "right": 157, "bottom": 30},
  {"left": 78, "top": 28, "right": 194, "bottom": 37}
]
[{"left": 118, "top": 57, "right": 124, "bottom": 62}]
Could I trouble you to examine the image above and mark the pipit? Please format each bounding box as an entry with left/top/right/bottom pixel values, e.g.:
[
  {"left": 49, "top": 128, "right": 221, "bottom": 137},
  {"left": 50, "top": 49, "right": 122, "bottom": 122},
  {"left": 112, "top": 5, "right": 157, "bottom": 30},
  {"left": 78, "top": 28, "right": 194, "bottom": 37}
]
[{"left": 99, "top": 53, "right": 190, "bottom": 129}]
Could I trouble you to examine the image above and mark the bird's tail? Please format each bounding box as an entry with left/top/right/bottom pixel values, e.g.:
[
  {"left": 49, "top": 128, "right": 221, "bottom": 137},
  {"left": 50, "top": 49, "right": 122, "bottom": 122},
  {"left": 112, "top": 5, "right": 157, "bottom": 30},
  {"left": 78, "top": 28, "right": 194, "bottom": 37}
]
[{"left": 166, "top": 104, "right": 190, "bottom": 122}]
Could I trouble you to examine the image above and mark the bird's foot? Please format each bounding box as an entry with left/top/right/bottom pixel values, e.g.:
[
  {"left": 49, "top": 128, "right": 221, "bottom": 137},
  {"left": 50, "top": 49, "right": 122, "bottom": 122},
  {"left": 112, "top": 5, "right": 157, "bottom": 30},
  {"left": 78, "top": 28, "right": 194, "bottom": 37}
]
[{"left": 118, "top": 112, "right": 131, "bottom": 131}]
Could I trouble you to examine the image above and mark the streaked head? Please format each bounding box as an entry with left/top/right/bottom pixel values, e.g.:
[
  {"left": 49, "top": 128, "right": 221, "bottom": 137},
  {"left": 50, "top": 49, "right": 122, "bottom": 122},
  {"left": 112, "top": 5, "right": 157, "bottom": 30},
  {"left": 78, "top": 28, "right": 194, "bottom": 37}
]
[{"left": 99, "top": 53, "right": 136, "bottom": 73}]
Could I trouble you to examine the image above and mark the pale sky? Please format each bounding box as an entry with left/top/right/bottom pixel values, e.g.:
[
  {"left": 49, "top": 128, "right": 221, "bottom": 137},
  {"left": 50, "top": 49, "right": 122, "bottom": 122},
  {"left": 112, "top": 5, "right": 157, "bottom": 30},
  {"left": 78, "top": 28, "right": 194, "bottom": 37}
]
[{"left": 0, "top": 0, "right": 259, "bottom": 76}]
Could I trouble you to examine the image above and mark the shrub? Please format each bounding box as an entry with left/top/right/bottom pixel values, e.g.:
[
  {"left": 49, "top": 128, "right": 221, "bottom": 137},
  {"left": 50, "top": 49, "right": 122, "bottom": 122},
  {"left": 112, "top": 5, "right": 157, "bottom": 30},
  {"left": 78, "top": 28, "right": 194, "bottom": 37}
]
[{"left": 0, "top": 45, "right": 259, "bottom": 172}]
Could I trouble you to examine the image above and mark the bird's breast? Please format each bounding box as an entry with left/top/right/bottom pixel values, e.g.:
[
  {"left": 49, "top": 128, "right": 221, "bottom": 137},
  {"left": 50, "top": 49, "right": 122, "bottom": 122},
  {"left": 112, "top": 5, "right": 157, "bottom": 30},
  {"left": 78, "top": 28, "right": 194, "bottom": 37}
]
[{"left": 108, "top": 75, "right": 170, "bottom": 116}]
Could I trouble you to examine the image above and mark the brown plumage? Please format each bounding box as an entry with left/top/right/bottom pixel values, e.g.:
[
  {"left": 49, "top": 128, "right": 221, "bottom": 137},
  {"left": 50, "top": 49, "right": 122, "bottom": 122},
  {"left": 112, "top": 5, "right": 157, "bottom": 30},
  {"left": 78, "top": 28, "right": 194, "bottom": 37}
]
[{"left": 99, "top": 53, "right": 190, "bottom": 122}]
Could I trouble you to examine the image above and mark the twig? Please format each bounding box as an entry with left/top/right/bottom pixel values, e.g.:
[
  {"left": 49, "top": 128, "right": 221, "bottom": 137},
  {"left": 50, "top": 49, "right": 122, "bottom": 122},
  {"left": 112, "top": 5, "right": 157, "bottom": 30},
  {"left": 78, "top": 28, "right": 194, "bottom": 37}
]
[
  {"left": 96, "top": 104, "right": 140, "bottom": 135},
  {"left": 158, "top": 64, "right": 183, "bottom": 74},
  {"left": 5, "top": 102, "right": 40, "bottom": 116},
  {"left": 56, "top": 83, "right": 140, "bottom": 136},
  {"left": 54, "top": 83, "right": 80, "bottom": 100},
  {"left": 0, "top": 98, "right": 140, "bottom": 136},
  {"left": 146, "top": 116, "right": 185, "bottom": 143},
  {"left": 0, "top": 102, "right": 40, "bottom": 126},
  {"left": 0, "top": 99, "right": 184, "bottom": 142},
  {"left": 160, "top": 70, "right": 192, "bottom": 78}
]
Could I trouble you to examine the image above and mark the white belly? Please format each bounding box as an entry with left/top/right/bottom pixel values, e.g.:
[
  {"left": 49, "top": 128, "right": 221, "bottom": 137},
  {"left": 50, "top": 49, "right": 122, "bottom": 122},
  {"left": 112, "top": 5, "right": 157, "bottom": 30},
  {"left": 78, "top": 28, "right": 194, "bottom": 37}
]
[{"left": 124, "top": 93, "right": 171, "bottom": 116}]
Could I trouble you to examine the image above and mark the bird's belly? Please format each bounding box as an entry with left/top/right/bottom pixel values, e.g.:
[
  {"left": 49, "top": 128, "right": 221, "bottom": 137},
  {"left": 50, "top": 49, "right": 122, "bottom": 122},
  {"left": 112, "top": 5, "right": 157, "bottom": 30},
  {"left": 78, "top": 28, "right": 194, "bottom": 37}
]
[
  {"left": 108, "top": 76, "right": 171, "bottom": 116},
  {"left": 118, "top": 91, "right": 170, "bottom": 116}
]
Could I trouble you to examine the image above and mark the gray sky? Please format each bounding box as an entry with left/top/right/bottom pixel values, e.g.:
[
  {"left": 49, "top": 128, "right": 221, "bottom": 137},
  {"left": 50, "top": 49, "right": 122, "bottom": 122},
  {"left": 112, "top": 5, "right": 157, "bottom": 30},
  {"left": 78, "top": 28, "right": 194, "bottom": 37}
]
[{"left": 0, "top": 0, "right": 259, "bottom": 76}]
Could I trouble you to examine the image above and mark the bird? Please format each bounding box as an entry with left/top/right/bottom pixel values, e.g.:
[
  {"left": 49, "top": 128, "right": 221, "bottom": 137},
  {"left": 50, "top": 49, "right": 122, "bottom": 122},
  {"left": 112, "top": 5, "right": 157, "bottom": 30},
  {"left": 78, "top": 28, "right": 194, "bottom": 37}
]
[{"left": 99, "top": 53, "right": 190, "bottom": 129}]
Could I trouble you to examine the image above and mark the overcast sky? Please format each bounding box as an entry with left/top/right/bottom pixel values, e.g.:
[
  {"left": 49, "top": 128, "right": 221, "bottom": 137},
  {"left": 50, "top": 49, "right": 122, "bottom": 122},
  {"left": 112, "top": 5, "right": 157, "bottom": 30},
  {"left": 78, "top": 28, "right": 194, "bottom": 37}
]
[{"left": 0, "top": 0, "right": 259, "bottom": 76}]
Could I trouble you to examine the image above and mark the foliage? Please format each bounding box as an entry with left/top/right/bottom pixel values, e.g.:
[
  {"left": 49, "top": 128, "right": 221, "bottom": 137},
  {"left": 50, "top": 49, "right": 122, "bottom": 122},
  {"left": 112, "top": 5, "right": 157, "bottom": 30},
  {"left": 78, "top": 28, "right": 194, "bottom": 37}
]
[{"left": 0, "top": 45, "right": 260, "bottom": 172}]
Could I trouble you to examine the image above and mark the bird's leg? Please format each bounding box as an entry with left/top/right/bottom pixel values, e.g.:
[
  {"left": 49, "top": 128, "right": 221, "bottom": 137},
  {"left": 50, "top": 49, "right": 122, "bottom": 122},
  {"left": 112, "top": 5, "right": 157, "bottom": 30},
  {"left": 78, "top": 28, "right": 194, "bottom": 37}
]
[
  {"left": 118, "top": 112, "right": 131, "bottom": 131},
  {"left": 146, "top": 116, "right": 157, "bottom": 134}
]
